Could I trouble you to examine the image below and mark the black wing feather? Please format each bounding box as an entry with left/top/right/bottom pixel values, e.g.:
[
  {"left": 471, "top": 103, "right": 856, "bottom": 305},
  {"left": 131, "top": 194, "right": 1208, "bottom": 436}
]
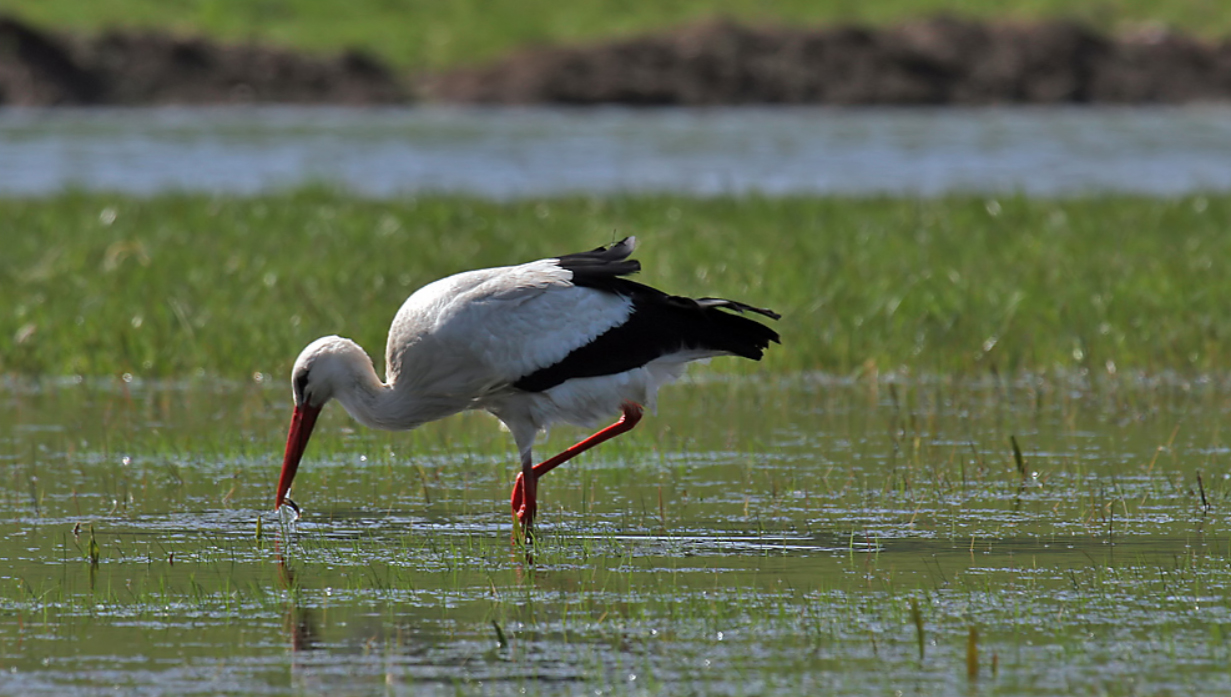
[
  {"left": 553, "top": 236, "right": 640, "bottom": 288},
  {"left": 513, "top": 237, "right": 780, "bottom": 393}
]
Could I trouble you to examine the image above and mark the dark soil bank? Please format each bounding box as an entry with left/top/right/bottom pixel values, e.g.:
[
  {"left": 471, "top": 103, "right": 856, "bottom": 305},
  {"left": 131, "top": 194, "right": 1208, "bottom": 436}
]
[
  {"left": 0, "top": 16, "right": 404, "bottom": 105},
  {"left": 4, "top": 14, "right": 1231, "bottom": 106},
  {"left": 428, "top": 17, "right": 1231, "bottom": 105}
]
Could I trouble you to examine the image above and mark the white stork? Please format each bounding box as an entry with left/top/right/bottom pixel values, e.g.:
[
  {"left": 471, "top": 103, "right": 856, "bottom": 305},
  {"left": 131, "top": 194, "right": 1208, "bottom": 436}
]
[{"left": 275, "top": 237, "right": 779, "bottom": 532}]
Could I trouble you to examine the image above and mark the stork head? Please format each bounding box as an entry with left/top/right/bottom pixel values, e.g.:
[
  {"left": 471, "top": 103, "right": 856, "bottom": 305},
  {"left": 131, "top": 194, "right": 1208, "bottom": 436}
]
[{"left": 275, "top": 336, "right": 365, "bottom": 511}]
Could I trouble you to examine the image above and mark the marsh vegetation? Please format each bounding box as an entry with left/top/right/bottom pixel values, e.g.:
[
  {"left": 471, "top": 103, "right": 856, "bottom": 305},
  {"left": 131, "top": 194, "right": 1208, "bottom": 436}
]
[{"left": 3, "top": 191, "right": 1231, "bottom": 694}]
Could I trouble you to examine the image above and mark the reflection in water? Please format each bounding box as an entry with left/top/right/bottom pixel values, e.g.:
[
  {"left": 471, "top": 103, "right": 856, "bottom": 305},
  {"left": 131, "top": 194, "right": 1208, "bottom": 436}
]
[
  {"left": 286, "top": 604, "right": 320, "bottom": 653},
  {"left": 278, "top": 559, "right": 319, "bottom": 653},
  {"left": 0, "top": 106, "right": 1229, "bottom": 197}
]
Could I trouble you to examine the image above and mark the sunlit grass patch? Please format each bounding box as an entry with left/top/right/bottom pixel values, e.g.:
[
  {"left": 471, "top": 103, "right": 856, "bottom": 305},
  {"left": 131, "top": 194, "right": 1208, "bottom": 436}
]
[{"left": 4, "top": 191, "right": 1230, "bottom": 379}]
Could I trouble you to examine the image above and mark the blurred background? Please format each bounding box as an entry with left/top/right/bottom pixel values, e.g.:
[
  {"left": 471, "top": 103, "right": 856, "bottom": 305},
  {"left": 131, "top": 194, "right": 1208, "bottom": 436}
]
[
  {"left": 4, "top": 0, "right": 1230, "bottom": 377},
  {"left": 1, "top": 0, "right": 1231, "bottom": 200}
]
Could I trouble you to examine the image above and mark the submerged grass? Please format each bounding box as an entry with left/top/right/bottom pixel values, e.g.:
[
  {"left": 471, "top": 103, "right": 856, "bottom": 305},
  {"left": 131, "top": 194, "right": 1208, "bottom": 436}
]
[
  {"left": 3, "top": 190, "right": 1230, "bottom": 380},
  {"left": 7, "top": 499, "right": 1231, "bottom": 695},
  {"left": 4, "top": 359, "right": 1231, "bottom": 693},
  {"left": 4, "top": 0, "right": 1231, "bottom": 71}
]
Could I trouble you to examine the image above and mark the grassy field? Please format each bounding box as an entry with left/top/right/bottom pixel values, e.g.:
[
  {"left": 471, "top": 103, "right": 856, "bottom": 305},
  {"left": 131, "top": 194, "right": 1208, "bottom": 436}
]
[
  {"left": 3, "top": 190, "right": 1228, "bottom": 380},
  {"left": 2, "top": 0, "right": 1230, "bottom": 70}
]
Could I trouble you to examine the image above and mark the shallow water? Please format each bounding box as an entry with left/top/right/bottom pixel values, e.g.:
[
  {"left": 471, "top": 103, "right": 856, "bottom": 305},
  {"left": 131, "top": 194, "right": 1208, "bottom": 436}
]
[
  {"left": 2, "top": 373, "right": 1231, "bottom": 695},
  {"left": 2, "top": 106, "right": 1231, "bottom": 197}
]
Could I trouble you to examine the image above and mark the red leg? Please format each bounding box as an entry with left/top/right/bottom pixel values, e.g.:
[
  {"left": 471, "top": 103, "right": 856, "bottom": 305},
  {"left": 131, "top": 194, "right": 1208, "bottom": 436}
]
[
  {"left": 511, "top": 402, "right": 644, "bottom": 529},
  {"left": 512, "top": 450, "right": 536, "bottom": 534}
]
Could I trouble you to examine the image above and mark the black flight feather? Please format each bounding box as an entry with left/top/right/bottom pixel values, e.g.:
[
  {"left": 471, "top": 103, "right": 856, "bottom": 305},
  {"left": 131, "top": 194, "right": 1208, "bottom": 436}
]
[{"left": 513, "top": 237, "right": 781, "bottom": 393}]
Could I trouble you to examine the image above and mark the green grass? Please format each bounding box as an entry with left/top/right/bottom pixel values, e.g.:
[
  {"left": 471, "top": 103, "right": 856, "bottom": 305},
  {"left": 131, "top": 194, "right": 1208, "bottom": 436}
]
[
  {"left": 2, "top": 0, "right": 1229, "bottom": 70},
  {"left": 3, "top": 190, "right": 1229, "bottom": 379}
]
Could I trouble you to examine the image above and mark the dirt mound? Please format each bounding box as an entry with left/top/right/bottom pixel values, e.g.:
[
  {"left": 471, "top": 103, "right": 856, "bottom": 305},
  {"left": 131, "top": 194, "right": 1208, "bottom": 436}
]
[
  {"left": 0, "top": 16, "right": 405, "bottom": 105},
  {"left": 425, "top": 17, "right": 1231, "bottom": 105},
  {"left": 4, "top": 15, "right": 1231, "bottom": 106}
]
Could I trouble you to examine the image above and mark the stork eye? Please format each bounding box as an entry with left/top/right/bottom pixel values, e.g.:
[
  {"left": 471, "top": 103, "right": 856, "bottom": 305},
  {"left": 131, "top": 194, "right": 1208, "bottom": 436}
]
[{"left": 293, "top": 371, "right": 310, "bottom": 403}]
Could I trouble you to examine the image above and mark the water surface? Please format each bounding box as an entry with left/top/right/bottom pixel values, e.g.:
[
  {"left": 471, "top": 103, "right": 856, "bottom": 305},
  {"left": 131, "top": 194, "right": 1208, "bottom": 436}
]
[
  {"left": 2, "top": 106, "right": 1230, "bottom": 197},
  {"left": 2, "top": 373, "right": 1231, "bottom": 695}
]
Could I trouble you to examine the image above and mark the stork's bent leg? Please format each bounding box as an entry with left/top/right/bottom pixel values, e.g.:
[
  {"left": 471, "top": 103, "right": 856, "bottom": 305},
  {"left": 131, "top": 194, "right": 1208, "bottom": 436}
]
[
  {"left": 535, "top": 402, "right": 644, "bottom": 478},
  {"left": 510, "top": 402, "right": 644, "bottom": 528}
]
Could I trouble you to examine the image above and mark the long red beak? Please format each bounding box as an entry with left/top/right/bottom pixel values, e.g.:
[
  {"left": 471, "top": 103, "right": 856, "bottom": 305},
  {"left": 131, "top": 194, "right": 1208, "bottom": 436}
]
[{"left": 276, "top": 404, "right": 322, "bottom": 510}]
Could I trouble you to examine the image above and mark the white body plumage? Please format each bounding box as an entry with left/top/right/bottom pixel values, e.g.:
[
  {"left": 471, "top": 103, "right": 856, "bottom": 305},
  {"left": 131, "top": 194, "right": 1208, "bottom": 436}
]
[{"left": 294, "top": 258, "right": 704, "bottom": 458}]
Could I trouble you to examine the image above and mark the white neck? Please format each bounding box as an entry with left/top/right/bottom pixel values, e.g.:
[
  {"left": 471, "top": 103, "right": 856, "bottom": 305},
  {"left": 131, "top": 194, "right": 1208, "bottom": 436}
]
[
  {"left": 329, "top": 355, "right": 405, "bottom": 430},
  {"left": 304, "top": 337, "right": 462, "bottom": 431}
]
